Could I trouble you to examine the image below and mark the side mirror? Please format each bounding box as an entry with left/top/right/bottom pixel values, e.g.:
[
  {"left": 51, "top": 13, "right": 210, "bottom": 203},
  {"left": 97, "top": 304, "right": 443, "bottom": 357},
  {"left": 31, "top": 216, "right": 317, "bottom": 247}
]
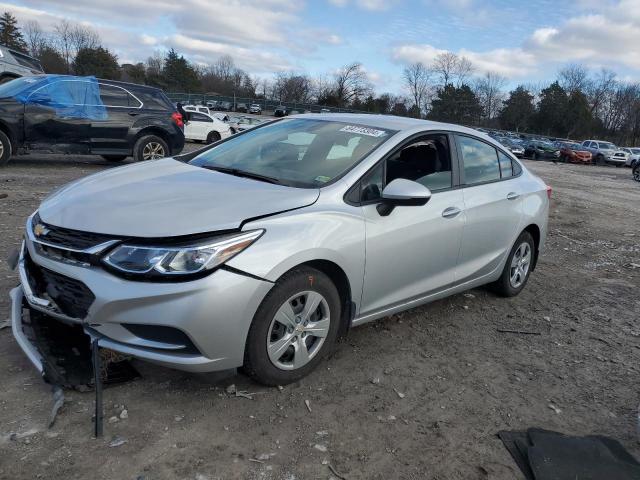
[{"left": 377, "top": 178, "right": 432, "bottom": 216}]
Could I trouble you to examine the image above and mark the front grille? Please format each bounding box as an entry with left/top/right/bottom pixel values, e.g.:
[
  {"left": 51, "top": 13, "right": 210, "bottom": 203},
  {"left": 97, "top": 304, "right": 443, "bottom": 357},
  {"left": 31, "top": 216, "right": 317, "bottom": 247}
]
[
  {"left": 24, "top": 251, "right": 95, "bottom": 319},
  {"left": 33, "top": 212, "right": 117, "bottom": 250}
]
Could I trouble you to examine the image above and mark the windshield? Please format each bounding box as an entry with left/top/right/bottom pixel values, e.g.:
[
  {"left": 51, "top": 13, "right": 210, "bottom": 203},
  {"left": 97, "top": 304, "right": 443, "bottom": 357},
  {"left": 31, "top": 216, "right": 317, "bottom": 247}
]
[
  {"left": 0, "top": 75, "right": 46, "bottom": 98},
  {"left": 600, "top": 142, "right": 616, "bottom": 150},
  {"left": 190, "top": 118, "right": 396, "bottom": 188},
  {"left": 566, "top": 143, "right": 582, "bottom": 149},
  {"left": 632, "top": 148, "right": 640, "bottom": 154}
]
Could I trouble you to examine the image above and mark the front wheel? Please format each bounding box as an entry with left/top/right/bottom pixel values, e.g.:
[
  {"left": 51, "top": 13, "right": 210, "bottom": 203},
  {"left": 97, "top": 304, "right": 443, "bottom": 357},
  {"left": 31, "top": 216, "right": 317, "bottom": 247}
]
[
  {"left": 243, "top": 267, "right": 341, "bottom": 386},
  {"left": 206, "top": 131, "right": 221, "bottom": 144},
  {"left": 133, "top": 135, "right": 169, "bottom": 162},
  {"left": 0, "top": 129, "right": 12, "bottom": 167},
  {"left": 492, "top": 231, "right": 535, "bottom": 297},
  {"left": 633, "top": 165, "right": 640, "bottom": 182}
]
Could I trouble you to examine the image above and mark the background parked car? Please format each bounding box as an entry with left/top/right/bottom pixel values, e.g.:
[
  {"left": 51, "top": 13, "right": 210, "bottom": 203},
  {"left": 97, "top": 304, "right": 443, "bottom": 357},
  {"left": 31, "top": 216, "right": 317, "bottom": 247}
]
[
  {"left": 559, "top": 142, "right": 592, "bottom": 164},
  {"left": 0, "top": 45, "right": 44, "bottom": 84},
  {"left": 274, "top": 105, "right": 288, "bottom": 117},
  {"left": 524, "top": 139, "right": 560, "bottom": 160},
  {"left": 496, "top": 137, "right": 525, "bottom": 158},
  {"left": 235, "top": 103, "right": 248, "bottom": 113},
  {"left": 183, "top": 111, "right": 231, "bottom": 144},
  {"left": 0, "top": 75, "right": 184, "bottom": 166},
  {"left": 248, "top": 103, "right": 262, "bottom": 114},
  {"left": 184, "top": 105, "right": 214, "bottom": 117},
  {"left": 581, "top": 140, "right": 626, "bottom": 166},
  {"left": 215, "top": 101, "right": 232, "bottom": 111},
  {"left": 621, "top": 147, "right": 640, "bottom": 168}
]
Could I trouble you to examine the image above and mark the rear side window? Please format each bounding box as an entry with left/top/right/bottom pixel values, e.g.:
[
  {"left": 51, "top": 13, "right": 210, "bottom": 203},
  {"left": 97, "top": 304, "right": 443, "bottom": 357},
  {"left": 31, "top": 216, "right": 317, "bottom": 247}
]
[
  {"left": 190, "top": 112, "right": 212, "bottom": 122},
  {"left": 498, "top": 151, "right": 513, "bottom": 177},
  {"left": 458, "top": 135, "right": 500, "bottom": 185},
  {"left": 99, "top": 85, "right": 138, "bottom": 107}
]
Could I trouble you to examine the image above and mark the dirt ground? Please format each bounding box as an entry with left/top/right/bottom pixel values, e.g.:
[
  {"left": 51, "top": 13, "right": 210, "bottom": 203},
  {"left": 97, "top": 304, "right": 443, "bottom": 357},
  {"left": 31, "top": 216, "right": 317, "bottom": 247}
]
[{"left": 0, "top": 150, "right": 639, "bottom": 480}]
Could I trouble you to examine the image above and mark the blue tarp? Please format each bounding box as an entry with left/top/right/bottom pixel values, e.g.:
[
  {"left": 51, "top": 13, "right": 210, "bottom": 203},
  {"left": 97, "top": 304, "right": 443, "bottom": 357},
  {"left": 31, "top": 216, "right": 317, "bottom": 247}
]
[{"left": 9, "top": 75, "right": 107, "bottom": 120}]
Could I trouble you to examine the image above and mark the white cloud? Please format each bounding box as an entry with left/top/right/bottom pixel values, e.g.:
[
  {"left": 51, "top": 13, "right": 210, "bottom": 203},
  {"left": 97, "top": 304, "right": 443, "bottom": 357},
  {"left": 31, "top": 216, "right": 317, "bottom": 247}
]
[
  {"left": 393, "top": 0, "right": 640, "bottom": 79},
  {"left": 327, "top": 0, "right": 398, "bottom": 11}
]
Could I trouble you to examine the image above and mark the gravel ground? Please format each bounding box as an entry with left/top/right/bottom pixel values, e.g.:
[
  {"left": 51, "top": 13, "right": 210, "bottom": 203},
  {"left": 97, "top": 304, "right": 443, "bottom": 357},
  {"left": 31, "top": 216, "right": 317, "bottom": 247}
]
[{"left": 0, "top": 151, "right": 639, "bottom": 480}]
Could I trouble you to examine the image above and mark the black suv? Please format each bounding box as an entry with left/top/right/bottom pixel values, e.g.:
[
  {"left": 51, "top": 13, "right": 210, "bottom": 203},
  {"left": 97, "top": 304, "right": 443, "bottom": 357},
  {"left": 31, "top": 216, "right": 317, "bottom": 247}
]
[{"left": 0, "top": 75, "right": 184, "bottom": 166}]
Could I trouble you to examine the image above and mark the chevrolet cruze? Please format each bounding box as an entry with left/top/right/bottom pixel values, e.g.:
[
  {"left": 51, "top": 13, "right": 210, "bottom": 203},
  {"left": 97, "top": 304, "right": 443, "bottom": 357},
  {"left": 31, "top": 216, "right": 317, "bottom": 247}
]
[{"left": 10, "top": 114, "right": 549, "bottom": 386}]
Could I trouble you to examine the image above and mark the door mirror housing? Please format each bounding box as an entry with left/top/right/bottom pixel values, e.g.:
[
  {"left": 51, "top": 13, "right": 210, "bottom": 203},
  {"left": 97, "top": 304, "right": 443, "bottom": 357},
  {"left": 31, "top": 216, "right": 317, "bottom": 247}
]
[{"left": 377, "top": 178, "right": 432, "bottom": 216}]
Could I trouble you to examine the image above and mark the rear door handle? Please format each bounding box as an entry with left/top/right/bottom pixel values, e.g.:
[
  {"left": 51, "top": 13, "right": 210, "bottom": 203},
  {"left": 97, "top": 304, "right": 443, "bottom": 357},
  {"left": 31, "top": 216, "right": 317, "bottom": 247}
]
[
  {"left": 442, "top": 207, "right": 462, "bottom": 218},
  {"left": 507, "top": 192, "right": 520, "bottom": 200}
]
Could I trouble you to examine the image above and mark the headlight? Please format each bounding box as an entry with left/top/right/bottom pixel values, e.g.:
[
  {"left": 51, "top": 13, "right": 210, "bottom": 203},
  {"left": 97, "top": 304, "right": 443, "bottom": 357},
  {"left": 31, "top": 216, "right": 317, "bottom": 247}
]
[{"left": 103, "top": 230, "right": 263, "bottom": 278}]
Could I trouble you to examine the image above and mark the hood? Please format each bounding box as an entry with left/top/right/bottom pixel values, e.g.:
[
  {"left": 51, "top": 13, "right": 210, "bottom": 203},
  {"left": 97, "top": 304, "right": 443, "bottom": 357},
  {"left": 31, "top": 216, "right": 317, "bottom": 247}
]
[{"left": 38, "top": 158, "right": 320, "bottom": 237}]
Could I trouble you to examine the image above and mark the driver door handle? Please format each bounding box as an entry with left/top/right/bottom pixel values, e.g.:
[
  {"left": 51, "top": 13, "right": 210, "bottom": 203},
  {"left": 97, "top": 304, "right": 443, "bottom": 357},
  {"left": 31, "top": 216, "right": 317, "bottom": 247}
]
[
  {"left": 507, "top": 192, "right": 520, "bottom": 200},
  {"left": 442, "top": 207, "right": 462, "bottom": 218}
]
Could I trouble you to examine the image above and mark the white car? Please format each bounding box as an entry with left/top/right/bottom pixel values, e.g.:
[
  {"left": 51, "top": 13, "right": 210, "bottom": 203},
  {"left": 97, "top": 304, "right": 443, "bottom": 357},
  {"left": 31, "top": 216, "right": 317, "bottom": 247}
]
[
  {"left": 184, "top": 111, "right": 232, "bottom": 143},
  {"left": 621, "top": 147, "right": 640, "bottom": 168},
  {"left": 184, "top": 105, "right": 214, "bottom": 117}
]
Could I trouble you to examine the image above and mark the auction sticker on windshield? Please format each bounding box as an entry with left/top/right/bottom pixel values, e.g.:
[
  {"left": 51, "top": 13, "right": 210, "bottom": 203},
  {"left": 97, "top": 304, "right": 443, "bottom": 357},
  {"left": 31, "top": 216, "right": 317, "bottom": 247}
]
[{"left": 339, "top": 125, "right": 387, "bottom": 137}]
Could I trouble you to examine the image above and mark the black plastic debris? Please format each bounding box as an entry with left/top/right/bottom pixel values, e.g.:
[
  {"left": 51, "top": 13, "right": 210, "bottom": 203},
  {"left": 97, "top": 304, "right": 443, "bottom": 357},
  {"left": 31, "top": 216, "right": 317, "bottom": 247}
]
[{"left": 498, "top": 428, "right": 640, "bottom": 480}]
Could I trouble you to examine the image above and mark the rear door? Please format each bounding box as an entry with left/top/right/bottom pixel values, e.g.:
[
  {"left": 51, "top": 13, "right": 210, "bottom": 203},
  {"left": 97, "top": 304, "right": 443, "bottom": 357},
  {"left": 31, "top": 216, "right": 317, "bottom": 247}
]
[
  {"left": 358, "top": 133, "right": 465, "bottom": 316},
  {"left": 455, "top": 134, "right": 524, "bottom": 283},
  {"left": 89, "top": 83, "right": 142, "bottom": 154},
  {"left": 184, "top": 112, "right": 212, "bottom": 141}
]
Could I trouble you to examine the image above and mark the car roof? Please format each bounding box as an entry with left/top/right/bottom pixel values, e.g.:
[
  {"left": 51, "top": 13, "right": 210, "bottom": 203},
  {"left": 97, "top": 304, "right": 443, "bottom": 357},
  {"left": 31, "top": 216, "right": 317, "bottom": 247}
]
[{"left": 289, "top": 113, "right": 485, "bottom": 135}]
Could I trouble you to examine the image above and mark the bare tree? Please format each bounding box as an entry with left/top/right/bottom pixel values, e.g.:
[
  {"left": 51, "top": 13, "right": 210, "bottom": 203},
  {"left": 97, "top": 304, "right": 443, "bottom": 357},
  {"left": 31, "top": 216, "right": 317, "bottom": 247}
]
[
  {"left": 273, "top": 72, "right": 312, "bottom": 103},
  {"left": 455, "top": 56, "right": 473, "bottom": 87},
  {"left": 558, "top": 64, "right": 590, "bottom": 93},
  {"left": 402, "top": 62, "right": 431, "bottom": 116},
  {"left": 474, "top": 71, "right": 507, "bottom": 122},
  {"left": 432, "top": 52, "right": 458, "bottom": 86},
  {"left": 587, "top": 68, "right": 617, "bottom": 117},
  {"left": 333, "top": 62, "right": 372, "bottom": 107},
  {"left": 52, "top": 20, "right": 100, "bottom": 72},
  {"left": 23, "top": 20, "right": 47, "bottom": 57}
]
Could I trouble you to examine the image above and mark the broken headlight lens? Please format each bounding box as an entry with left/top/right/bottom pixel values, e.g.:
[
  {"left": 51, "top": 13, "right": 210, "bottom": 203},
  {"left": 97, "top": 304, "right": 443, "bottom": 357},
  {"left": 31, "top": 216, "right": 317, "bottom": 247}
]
[{"left": 103, "top": 230, "right": 264, "bottom": 277}]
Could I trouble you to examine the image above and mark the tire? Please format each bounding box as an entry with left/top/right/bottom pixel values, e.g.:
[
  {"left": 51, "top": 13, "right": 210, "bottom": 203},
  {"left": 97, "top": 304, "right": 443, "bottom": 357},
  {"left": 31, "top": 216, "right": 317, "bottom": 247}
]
[
  {"left": 595, "top": 154, "right": 604, "bottom": 166},
  {"left": 243, "top": 267, "right": 342, "bottom": 386},
  {"left": 133, "top": 135, "right": 169, "bottom": 162},
  {"left": 101, "top": 155, "right": 127, "bottom": 162},
  {"left": 633, "top": 165, "right": 640, "bottom": 182},
  {"left": 206, "top": 131, "right": 221, "bottom": 144},
  {"left": 491, "top": 231, "right": 535, "bottom": 297},
  {"left": 0, "top": 129, "right": 12, "bottom": 167}
]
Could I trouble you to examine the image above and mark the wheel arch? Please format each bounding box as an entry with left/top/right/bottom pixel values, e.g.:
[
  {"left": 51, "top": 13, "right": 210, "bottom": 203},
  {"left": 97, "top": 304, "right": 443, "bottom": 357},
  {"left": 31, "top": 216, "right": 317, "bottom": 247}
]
[
  {"left": 135, "top": 127, "right": 172, "bottom": 152},
  {"left": 523, "top": 223, "right": 541, "bottom": 271},
  {"left": 279, "top": 259, "right": 354, "bottom": 336},
  {"left": 0, "top": 119, "right": 16, "bottom": 151}
]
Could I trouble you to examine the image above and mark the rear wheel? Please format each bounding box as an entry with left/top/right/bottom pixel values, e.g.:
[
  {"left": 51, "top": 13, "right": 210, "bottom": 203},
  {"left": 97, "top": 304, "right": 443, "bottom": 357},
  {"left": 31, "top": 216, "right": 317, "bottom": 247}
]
[
  {"left": 243, "top": 267, "right": 341, "bottom": 386},
  {"left": 633, "top": 165, "right": 640, "bottom": 182},
  {"left": 492, "top": 231, "right": 535, "bottom": 297},
  {"left": 206, "top": 131, "right": 221, "bottom": 144},
  {"left": 133, "top": 135, "right": 169, "bottom": 162},
  {"left": 0, "top": 130, "right": 12, "bottom": 167},
  {"left": 101, "top": 154, "right": 127, "bottom": 162}
]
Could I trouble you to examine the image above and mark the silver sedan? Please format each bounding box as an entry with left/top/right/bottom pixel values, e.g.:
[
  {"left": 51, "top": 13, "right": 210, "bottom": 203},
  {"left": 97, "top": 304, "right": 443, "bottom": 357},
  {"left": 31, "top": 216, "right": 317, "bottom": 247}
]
[{"left": 10, "top": 114, "right": 549, "bottom": 385}]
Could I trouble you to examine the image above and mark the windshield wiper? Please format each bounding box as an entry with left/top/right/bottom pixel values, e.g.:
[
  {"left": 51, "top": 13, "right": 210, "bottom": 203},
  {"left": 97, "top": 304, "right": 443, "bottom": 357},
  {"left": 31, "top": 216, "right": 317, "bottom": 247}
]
[{"left": 200, "top": 165, "right": 282, "bottom": 185}]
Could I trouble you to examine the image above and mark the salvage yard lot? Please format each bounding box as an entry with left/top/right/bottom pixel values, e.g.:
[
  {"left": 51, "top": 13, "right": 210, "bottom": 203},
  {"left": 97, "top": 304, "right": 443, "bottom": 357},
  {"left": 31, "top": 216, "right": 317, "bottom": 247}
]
[{"left": 0, "top": 152, "right": 639, "bottom": 479}]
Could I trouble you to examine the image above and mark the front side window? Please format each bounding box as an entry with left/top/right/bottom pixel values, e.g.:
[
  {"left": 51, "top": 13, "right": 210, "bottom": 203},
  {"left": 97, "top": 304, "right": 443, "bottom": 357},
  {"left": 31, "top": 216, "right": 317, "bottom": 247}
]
[
  {"left": 357, "top": 133, "right": 453, "bottom": 203},
  {"left": 458, "top": 135, "right": 500, "bottom": 185},
  {"left": 190, "top": 119, "right": 395, "bottom": 188}
]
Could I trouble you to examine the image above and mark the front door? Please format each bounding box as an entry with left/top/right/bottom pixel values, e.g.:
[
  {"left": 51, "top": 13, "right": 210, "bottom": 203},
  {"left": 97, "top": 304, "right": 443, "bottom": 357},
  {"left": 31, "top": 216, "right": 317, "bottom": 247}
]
[
  {"left": 24, "top": 79, "right": 92, "bottom": 153},
  {"left": 359, "top": 133, "right": 465, "bottom": 316}
]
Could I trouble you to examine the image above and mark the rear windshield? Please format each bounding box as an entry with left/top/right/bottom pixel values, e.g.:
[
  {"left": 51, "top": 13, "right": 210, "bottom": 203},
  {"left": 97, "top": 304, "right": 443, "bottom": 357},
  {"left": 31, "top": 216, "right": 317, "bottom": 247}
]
[{"left": 190, "top": 118, "right": 396, "bottom": 188}]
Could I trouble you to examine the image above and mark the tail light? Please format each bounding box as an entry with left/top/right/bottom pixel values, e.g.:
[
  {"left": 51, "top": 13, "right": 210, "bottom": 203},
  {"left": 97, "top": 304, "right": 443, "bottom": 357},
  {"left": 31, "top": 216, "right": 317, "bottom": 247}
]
[
  {"left": 546, "top": 185, "right": 552, "bottom": 199},
  {"left": 171, "top": 112, "right": 183, "bottom": 128}
]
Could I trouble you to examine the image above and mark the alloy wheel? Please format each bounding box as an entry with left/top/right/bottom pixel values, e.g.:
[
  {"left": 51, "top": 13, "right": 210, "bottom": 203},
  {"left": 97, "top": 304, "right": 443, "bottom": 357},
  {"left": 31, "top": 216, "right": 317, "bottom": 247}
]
[
  {"left": 267, "top": 291, "right": 331, "bottom": 370},
  {"left": 633, "top": 167, "right": 640, "bottom": 182},
  {"left": 142, "top": 142, "right": 165, "bottom": 160},
  {"left": 509, "top": 242, "right": 531, "bottom": 288}
]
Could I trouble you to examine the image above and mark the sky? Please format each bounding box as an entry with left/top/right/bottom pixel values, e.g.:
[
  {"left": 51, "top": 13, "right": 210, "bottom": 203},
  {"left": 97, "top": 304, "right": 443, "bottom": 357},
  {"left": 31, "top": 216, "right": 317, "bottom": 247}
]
[{"left": 3, "top": 0, "right": 640, "bottom": 93}]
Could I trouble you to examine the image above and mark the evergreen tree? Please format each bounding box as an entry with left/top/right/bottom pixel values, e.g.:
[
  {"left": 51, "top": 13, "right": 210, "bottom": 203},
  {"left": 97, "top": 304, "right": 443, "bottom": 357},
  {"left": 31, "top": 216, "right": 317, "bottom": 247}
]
[
  {"left": 0, "top": 12, "right": 27, "bottom": 52},
  {"left": 535, "top": 81, "right": 568, "bottom": 137},
  {"left": 428, "top": 84, "right": 482, "bottom": 125},
  {"left": 73, "top": 46, "right": 120, "bottom": 79},
  {"left": 163, "top": 48, "right": 200, "bottom": 92},
  {"left": 498, "top": 86, "right": 536, "bottom": 132},
  {"left": 38, "top": 45, "right": 67, "bottom": 74}
]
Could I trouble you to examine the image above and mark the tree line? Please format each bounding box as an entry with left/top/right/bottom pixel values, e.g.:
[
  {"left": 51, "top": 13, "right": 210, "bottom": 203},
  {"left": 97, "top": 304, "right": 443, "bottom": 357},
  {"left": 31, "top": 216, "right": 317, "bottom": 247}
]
[{"left": 2, "top": 11, "right": 640, "bottom": 144}]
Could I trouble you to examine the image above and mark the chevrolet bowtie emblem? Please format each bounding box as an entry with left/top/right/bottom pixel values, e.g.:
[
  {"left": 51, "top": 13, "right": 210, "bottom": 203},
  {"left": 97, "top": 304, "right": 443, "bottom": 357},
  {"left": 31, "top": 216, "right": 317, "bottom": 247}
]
[{"left": 33, "top": 223, "right": 49, "bottom": 237}]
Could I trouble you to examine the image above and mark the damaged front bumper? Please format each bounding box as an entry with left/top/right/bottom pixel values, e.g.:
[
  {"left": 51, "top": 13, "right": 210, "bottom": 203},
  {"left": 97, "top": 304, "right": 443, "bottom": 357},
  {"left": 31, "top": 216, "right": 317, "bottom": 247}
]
[{"left": 10, "top": 237, "right": 274, "bottom": 376}]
